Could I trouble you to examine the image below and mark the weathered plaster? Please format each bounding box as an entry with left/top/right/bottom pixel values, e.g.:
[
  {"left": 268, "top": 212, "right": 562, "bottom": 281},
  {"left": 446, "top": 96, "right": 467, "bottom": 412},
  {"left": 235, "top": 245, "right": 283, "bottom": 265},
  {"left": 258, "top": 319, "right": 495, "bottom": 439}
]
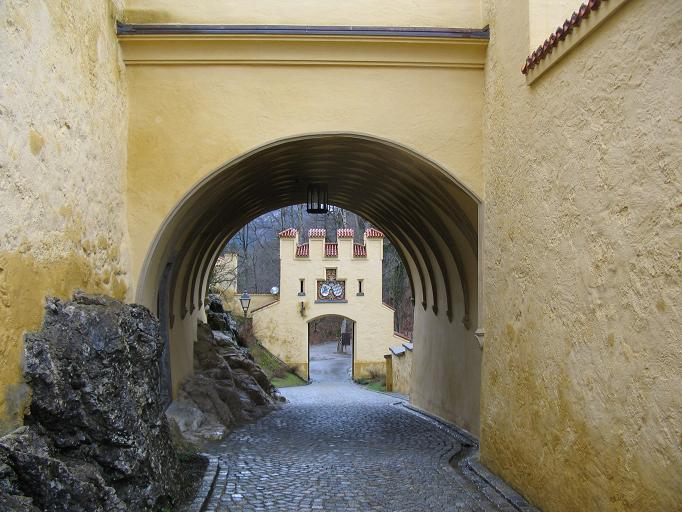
[
  {"left": 481, "top": 1, "right": 682, "bottom": 510},
  {"left": 0, "top": 0, "right": 130, "bottom": 431}
]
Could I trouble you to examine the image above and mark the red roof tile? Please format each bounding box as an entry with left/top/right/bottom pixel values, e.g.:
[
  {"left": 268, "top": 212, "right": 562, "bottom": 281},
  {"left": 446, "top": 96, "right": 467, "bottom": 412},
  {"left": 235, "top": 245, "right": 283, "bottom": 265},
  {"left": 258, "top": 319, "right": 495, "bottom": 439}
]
[
  {"left": 325, "top": 243, "right": 338, "bottom": 257},
  {"left": 353, "top": 243, "right": 367, "bottom": 257},
  {"left": 308, "top": 228, "right": 326, "bottom": 238},
  {"left": 337, "top": 228, "right": 355, "bottom": 238},
  {"left": 278, "top": 228, "right": 298, "bottom": 238},
  {"left": 522, "top": 0, "right": 606, "bottom": 75},
  {"left": 295, "top": 244, "right": 309, "bottom": 257},
  {"left": 365, "top": 228, "right": 384, "bottom": 238}
]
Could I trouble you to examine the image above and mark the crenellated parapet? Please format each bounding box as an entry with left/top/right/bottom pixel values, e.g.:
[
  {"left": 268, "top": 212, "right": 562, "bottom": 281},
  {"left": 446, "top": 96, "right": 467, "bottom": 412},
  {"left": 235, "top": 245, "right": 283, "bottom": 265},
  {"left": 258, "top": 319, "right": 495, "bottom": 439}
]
[{"left": 277, "top": 228, "right": 384, "bottom": 260}]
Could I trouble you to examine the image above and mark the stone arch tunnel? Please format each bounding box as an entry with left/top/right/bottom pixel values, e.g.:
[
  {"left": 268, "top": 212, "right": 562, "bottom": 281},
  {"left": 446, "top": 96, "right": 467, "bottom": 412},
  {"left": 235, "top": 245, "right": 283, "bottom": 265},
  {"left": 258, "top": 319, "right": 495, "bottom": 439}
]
[{"left": 136, "top": 132, "right": 483, "bottom": 434}]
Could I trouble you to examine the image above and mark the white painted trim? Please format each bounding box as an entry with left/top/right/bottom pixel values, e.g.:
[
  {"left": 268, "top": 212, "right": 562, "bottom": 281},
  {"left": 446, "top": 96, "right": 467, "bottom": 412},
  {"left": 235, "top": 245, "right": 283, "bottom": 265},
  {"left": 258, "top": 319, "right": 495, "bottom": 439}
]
[{"left": 118, "top": 33, "right": 488, "bottom": 69}]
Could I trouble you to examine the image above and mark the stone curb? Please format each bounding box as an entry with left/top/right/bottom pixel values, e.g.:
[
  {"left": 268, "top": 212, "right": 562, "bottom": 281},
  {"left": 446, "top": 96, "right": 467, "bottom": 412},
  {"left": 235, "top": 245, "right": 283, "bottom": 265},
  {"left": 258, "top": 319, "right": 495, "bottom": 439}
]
[
  {"left": 186, "top": 453, "right": 220, "bottom": 512},
  {"left": 463, "top": 453, "right": 541, "bottom": 512},
  {"left": 357, "top": 384, "right": 408, "bottom": 401},
  {"left": 400, "top": 402, "right": 479, "bottom": 447},
  {"left": 397, "top": 402, "right": 542, "bottom": 512}
]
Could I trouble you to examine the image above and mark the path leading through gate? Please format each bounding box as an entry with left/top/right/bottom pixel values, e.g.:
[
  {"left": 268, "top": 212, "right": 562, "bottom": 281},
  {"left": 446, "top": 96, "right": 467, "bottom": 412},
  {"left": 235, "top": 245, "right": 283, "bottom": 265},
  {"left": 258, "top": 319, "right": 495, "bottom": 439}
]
[{"left": 201, "top": 342, "right": 521, "bottom": 512}]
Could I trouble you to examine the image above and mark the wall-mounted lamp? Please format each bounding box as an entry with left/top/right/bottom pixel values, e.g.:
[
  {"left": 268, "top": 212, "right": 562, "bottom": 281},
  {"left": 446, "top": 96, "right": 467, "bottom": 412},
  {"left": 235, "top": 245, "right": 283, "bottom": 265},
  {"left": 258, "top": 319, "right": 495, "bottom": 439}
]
[
  {"left": 299, "top": 300, "right": 306, "bottom": 316},
  {"left": 306, "top": 183, "right": 328, "bottom": 214},
  {"left": 239, "top": 290, "right": 251, "bottom": 320}
]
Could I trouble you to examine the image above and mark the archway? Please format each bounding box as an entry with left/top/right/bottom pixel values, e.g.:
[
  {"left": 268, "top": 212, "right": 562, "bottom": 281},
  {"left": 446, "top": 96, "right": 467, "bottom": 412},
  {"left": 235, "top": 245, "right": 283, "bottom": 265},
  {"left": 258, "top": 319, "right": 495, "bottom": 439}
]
[
  {"left": 136, "top": 133, "right": 482, "bottom": 435},
  {"left": 307, "top": 315, "right": 355, "bottom": 383}
]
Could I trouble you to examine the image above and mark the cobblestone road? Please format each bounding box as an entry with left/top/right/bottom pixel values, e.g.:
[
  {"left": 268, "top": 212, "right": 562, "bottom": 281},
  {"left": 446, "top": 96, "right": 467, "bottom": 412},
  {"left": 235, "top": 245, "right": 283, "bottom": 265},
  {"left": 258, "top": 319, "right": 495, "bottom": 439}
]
[{"left": 203, "top": 343, "right": 517, "bottom": 512}]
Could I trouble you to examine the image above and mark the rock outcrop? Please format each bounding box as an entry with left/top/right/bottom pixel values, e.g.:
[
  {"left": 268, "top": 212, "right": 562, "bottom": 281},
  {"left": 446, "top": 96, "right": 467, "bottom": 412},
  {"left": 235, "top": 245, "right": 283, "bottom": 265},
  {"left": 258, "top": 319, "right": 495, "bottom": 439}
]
[
  {"left": 205, "top": 294, "right": 238, "bottom": 334},
  {"left": 166, "top": 300, "right": 284, "bottom": 445},
  {"left": 0, "top": 292, "right": 182, "bottom": 511}
]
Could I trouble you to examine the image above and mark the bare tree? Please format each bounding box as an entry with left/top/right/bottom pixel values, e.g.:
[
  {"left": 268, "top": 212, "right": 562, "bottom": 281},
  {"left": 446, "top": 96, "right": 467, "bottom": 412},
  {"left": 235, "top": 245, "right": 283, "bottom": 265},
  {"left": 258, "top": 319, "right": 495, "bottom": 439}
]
[
  {"left": 382, "top": 239, "right": 413, "bottom": 335},
  {"left": 207, "top": 254, "right": 238, "bottom": 296}
]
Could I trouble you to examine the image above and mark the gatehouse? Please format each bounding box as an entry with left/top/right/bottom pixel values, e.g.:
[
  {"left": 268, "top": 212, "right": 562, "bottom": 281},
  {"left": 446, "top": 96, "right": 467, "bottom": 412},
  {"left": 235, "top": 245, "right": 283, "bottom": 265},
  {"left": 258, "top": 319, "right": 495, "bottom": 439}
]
[{"left": 251, "top": 227, "right": 402, "bottom": 381}]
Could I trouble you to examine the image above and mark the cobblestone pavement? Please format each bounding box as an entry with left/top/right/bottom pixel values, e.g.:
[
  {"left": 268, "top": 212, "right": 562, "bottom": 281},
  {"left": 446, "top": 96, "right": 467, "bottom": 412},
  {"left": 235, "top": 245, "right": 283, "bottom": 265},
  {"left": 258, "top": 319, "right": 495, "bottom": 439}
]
[{"left": 203, "top": 345, "right": 517, "bottom": 512}]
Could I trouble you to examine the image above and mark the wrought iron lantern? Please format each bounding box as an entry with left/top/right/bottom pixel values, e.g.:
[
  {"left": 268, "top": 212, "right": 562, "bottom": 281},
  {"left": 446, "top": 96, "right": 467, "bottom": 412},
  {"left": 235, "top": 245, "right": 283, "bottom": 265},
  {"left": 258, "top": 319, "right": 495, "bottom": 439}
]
[
  {"left": 306, "top": 183, "right": 329, "bottom": 214},
  {"left": 239, "top": 290, "right": 251, "bottom": 319}
]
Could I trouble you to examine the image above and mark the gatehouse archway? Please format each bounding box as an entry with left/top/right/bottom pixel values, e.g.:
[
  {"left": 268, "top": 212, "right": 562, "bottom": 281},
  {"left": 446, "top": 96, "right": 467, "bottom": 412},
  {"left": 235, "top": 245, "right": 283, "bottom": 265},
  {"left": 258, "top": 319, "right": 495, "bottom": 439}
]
[
  {"left": 135, "top": 133, "right": 483, "bottom": 434},
  {"left": 307, "top": 315, "right": 355, "bottom": 382}
]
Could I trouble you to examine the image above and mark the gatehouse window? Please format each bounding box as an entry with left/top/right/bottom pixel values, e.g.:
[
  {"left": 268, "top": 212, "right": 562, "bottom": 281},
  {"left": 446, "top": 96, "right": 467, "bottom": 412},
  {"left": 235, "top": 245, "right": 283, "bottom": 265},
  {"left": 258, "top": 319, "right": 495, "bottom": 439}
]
[
  {"left": 357, "top": 279, "right": 364, "bottom": 296},
  {"left": 299, "top": 278, "right": 305, "bottom": 296}
]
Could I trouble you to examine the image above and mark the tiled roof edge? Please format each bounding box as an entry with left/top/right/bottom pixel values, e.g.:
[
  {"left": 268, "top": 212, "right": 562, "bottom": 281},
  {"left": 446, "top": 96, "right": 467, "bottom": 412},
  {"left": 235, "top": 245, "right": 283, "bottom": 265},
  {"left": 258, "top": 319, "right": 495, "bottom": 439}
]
[
  {"left": 522, "top": 0, "right": 607, "bottom": 75},
  {"left": 278, "top": 228, "right": 298, "bottom": 238}
]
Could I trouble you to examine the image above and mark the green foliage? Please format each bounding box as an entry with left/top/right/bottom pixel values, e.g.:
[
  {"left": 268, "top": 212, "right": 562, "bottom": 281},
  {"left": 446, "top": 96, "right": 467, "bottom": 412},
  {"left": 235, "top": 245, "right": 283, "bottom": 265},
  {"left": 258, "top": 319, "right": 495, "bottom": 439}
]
[
  {"left": 363, "top": 380, "right": 387, "bottom": 393},
  {"left": 246, "top": 341, "right": 287, "bottom": 379},
  {"left": 356, "top": 371, "right": 387, "bottom": 393},
  {"left": 271, "top": 372, "right": 307, "bottom": 388}
]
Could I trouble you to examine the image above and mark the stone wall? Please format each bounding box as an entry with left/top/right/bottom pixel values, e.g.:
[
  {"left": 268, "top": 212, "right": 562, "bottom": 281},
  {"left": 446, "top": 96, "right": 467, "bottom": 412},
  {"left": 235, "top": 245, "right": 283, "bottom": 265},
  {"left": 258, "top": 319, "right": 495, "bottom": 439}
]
[
  {"left": 481, "top": 1, "right": 682, "bottom": 510},
  {"left": 0, "top": 0, "right": 130, "bottom": 433}
]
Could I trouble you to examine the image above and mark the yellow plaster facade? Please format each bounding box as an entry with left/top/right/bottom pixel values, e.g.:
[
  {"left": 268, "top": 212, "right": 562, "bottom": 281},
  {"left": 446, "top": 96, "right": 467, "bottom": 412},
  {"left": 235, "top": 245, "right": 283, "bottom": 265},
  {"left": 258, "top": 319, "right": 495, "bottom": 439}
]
[
  {"left": 119, "top": 13, "right": 485, "bottom": 436},
  {"left": 121, "top": 42, "right": 486, "bottom": 287},
  {"left": 251, "top": 228, "right": 395, "bottom": 381},
  {"left": 0, "top": 0, "right": 130, "bottom": 432},
  {"left": 1, "top": 1, "right": 681, "bottom": 510},
  {"left": 481, "top": 1, "right": 682, "bottom": 511}
]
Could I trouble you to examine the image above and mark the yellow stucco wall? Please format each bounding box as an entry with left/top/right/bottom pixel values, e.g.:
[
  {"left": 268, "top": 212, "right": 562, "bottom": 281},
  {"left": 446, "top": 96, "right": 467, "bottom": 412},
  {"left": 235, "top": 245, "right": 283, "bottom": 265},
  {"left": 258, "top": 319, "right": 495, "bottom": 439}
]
[
  {"left": 0, "top": 0, "right": 130, "bottom": 433},
  {"left": 252, "top": 230, "right": 395, "bottom": 380},
  {"left": 120, "top": 24, "right": 485, "bottom": 432},
  {"left": 122, "top": 42, "right": 485, "bottom": 287},
  {"left": 2, "top": 5, "right": 676, "bottom": 510},
  {"left": 481, "top": 1, "right": 682, "bottom": 511},
  {"left": 123, "top": 0, "right": 484, "bottom": 28},
  {"left": 410, "top": 300, "right": 480, "bottom": 435},
  {"left": 390, "top": 342, "right": 413, "bottom": 396}
]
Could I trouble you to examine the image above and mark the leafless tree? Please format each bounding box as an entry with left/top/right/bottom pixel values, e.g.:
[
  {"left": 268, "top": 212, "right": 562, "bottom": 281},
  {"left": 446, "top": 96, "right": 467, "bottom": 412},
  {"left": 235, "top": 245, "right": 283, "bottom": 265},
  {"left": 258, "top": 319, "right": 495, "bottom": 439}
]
[{"left": 207, "top": 255, "right": 238, "bottom": 296}]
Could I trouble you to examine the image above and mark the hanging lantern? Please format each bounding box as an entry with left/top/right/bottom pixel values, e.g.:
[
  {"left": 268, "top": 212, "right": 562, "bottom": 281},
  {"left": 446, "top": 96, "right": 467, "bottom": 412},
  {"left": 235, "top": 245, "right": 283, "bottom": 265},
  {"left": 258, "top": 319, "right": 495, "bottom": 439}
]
[{"left": 306, "top": 183, "right": 328, "bottom": 214}]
